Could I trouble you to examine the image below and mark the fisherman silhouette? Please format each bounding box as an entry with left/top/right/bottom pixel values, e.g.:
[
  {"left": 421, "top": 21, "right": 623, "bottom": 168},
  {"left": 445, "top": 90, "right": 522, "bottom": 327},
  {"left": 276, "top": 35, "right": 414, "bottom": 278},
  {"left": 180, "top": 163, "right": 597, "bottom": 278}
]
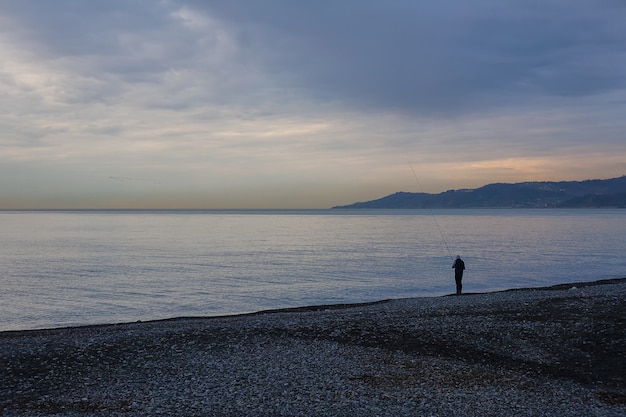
[{"left": 452, "top": 255, "right": 465, "bottom": 295}]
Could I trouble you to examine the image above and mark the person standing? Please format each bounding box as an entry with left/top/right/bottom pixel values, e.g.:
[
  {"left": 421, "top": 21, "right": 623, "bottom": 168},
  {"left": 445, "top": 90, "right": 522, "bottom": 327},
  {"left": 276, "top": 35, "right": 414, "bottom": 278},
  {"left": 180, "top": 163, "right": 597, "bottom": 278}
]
[{"left": 452, "top": 255, "right": 465, "bottom": 295}]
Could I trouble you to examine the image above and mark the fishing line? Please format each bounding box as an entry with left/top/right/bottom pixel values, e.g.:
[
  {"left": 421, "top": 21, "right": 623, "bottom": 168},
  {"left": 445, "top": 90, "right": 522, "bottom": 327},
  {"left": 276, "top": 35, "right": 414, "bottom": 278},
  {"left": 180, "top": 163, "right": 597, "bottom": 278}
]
[{"left": 408, "top": 160, "right": 454, "bottom": 261}]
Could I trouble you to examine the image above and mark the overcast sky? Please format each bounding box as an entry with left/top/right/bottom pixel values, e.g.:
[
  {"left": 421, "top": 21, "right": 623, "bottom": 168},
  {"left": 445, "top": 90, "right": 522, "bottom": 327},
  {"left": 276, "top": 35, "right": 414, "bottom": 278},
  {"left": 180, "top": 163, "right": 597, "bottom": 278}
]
[{"left": 1, "top": 1, "right": 625, "bottom": 209}]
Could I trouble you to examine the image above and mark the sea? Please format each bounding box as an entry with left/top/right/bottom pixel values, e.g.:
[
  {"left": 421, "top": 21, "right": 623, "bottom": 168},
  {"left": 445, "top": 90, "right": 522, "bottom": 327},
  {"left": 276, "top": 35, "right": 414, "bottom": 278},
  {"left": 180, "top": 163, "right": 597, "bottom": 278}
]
[{"left": 1, "top": 209, "right": 624, "bottom": 332}]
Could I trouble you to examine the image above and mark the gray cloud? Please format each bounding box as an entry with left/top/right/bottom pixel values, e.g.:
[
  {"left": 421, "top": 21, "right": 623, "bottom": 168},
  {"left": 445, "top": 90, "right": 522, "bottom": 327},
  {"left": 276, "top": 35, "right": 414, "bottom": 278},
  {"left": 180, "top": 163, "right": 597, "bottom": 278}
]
[
  {"left": 4, "top": 0, "right": 624, "bottom": 114},
  {"left": 189, "top": 0, "right": 626, "bottom": 115},
  {"left": 0, "top": 0, "right": 625, "bottom": 209}
]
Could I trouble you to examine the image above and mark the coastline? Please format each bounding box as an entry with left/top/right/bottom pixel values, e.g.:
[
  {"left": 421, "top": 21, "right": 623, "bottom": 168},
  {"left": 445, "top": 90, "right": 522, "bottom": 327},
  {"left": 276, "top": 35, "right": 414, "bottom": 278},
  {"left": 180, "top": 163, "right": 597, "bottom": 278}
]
[{"left": 2, "top": 278, "right": 625, "bottom": 416}]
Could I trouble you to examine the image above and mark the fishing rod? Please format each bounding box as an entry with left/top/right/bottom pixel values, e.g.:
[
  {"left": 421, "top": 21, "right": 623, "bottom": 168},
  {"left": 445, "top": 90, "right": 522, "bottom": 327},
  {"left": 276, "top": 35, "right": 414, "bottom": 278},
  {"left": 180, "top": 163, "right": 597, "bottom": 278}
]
[{"left": 408, "top": 160, "right": 454, "bottom": 261}]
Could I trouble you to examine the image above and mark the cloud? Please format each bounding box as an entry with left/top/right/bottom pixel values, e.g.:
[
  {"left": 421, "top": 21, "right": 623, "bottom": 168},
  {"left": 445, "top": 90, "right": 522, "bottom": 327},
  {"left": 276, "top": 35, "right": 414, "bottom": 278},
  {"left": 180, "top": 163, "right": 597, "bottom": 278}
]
[
  {"left": 190, "top": 0, "right": 626, "bottom": 114},
  {"left": 0, "top": 0, "right": 625, "bottom": 208},
  {"left": 3, "top": 0, "right": 624, "bottom": 117}
]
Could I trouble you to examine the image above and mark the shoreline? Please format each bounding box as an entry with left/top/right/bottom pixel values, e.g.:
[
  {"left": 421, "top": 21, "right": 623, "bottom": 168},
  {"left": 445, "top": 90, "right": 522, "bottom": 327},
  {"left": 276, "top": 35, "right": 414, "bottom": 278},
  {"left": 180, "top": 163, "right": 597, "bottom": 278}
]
[
  {"left": 4, "top": 277, "right": 625, "bottom": 336},
  {"left": 2, "top": 277, "right": 626, "bottom": 416}
]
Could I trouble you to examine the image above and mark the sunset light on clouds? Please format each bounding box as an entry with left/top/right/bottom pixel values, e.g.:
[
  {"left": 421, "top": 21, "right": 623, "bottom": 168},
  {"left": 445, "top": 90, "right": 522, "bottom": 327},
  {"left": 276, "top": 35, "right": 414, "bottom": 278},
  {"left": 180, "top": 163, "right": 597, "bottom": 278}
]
[{"left": 1, "top": 1, "right": 625, "bottom": 209}]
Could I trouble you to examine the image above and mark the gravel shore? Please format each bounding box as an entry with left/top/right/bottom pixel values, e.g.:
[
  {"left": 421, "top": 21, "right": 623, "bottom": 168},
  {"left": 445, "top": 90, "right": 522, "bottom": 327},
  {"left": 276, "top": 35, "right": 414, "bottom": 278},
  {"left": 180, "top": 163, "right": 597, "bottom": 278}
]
[{"left": 2, "top": 278, "right": 626, "bottom": 416}]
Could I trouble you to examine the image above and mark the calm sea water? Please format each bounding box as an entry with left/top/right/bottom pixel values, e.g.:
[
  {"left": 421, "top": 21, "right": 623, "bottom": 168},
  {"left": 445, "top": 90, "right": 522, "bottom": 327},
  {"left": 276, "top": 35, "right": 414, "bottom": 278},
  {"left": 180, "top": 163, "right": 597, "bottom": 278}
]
[{"left": 1, "top": 209, "right": 624, "bottom": 331}]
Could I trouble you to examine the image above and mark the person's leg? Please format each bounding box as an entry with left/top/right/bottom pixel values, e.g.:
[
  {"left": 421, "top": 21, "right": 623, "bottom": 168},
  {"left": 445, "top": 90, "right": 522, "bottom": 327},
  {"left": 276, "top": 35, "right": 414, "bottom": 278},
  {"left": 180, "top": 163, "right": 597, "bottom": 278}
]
[{"left": 455, "top": 275, "right": 462, "bottom": 294}]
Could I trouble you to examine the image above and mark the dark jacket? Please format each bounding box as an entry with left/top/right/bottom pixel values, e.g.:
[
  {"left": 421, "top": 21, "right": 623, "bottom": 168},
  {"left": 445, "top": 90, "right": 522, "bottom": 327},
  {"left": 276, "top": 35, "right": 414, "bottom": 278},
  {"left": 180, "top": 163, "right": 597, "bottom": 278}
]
[{"left": 452, "top": 258, "right": 465, "bottom": 273}]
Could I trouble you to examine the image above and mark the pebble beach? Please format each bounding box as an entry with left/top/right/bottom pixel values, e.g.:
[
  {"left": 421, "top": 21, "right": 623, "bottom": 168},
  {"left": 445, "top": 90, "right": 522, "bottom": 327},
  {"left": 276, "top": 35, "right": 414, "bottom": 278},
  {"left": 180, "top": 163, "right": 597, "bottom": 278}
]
[{"left": 2, "top": 278, "right": 625, "bottom": 416}]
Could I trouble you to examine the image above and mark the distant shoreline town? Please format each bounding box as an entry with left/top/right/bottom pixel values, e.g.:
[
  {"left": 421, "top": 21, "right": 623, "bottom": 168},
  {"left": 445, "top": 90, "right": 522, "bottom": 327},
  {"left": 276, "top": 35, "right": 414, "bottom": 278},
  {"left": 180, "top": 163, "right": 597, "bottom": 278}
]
[{"left": 334, "top": 176, "right": 626, "bottom": 209}]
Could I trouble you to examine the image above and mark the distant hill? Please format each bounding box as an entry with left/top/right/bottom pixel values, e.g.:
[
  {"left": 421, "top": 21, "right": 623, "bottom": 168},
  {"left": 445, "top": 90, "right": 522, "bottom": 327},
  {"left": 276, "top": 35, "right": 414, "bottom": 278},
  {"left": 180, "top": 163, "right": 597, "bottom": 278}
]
[{"left": 333, "top": 176, "right": 626, "bottom": 209}]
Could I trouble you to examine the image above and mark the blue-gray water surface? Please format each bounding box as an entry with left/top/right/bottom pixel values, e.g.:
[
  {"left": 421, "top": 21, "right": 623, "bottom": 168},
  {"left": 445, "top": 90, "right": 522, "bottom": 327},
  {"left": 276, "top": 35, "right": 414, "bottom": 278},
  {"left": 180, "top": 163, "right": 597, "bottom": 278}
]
[{"left": 1, "top": 209, "right": 624, "bottom": 331}]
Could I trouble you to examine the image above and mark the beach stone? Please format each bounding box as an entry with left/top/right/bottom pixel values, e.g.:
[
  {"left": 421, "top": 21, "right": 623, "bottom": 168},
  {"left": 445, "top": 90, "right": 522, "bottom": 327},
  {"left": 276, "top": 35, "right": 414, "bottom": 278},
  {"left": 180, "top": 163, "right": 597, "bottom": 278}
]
[{"left": 1, "top": 279, "right": 625, "bottom": 416}]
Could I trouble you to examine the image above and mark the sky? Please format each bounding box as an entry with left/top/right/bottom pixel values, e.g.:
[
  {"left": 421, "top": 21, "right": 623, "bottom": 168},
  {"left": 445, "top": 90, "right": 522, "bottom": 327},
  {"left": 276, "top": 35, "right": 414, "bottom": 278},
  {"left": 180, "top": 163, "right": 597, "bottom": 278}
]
[{"left": 1, "top": 0, "right": 625, "bottom": 209}]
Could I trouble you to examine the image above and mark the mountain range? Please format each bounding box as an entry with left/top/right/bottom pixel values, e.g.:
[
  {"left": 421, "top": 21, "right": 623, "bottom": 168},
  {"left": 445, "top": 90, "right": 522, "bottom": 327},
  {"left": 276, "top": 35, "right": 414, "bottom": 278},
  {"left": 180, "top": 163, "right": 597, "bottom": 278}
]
[{"left": 333, "top": 176, "right": 626, "bottom": 209}]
